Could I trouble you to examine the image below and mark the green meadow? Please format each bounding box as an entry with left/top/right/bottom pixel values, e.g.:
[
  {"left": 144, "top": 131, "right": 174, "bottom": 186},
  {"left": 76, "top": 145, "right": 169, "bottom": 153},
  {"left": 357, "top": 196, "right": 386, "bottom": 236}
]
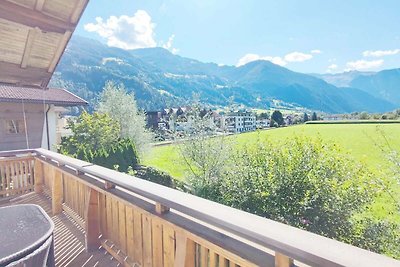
[
  {"left": 144, "top": 123, "right": 400, "bottom": 180},
  {"left": 143, "top": 123, "right": 400, "bottom": 222}
]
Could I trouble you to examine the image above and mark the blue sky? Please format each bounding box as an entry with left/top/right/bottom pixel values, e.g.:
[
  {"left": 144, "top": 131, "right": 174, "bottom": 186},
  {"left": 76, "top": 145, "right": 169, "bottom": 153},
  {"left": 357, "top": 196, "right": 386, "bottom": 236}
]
[{"left": 75, "top": 0, "right": 400, "bottom": 73}]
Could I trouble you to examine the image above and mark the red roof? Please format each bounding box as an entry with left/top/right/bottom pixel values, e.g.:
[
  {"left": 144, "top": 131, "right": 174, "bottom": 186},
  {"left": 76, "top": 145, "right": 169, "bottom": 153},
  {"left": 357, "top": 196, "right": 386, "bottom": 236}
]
[{"left": 0, "top": 84, "right": 87, "bottom": 106}]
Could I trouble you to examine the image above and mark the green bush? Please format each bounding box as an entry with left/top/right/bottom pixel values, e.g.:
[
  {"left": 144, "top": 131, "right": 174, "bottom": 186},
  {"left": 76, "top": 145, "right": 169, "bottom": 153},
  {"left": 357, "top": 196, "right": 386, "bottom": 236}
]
[
  {"left": 350, "top": 218, "right": 400, "bottom": 259},
  {"left": 79, "top": 139, "right": 140, "bottom": 172},
  {"left": 187, "top": 136, "right": 384, "bottom": 250},
  {"left": 131, "top": 166, "right": 190, "bottom": 192}
]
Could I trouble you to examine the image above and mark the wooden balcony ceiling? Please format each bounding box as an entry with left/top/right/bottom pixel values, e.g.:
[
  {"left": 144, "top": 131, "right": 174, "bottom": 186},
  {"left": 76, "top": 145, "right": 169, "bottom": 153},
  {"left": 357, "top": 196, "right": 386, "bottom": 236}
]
[
  {"left": 0, "top": 0, "right": 89, "bottom": 88},
  {"left": 1, "top": 192, "right": 118, "bottom": 267}
]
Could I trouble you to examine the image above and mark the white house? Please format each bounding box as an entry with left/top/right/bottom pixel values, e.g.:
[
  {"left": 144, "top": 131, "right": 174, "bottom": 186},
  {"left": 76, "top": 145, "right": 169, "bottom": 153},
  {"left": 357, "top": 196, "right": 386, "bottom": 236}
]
[{"left": 224, "top": 111, "right": 256, "bottom": 133}]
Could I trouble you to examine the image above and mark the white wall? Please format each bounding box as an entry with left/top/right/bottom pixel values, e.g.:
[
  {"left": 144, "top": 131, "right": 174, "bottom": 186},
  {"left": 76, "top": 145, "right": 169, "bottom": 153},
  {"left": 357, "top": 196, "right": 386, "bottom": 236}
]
[{"left": 41, "top": 104, "right": 59, "bottom": 151}]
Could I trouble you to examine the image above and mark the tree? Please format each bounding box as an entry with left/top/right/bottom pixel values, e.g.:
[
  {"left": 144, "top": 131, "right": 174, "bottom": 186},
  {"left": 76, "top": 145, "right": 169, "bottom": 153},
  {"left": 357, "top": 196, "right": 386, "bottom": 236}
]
[
  {"left": 97, "top": 81, "right": 153, "bottom": 154},
  {"left": 271, "top": 110, "right": 284, "bottom": 126},
  {"left": 303, "top": 112, "right": 309, "bottom": 122},
  {"left": 178, "top": 103, "right": 232, "bottom": 200},
  {"left": 359, "top": 111, "right": 370, "bottom": 120},
  {"left": 311, "top": 112, "right": 318, "bottom": 121},
  {"left": 257, "top": 112, "right": 270, "bottom": 120},
  {"left": 59, "top": 111, "right": 120, "bottom": 155}
]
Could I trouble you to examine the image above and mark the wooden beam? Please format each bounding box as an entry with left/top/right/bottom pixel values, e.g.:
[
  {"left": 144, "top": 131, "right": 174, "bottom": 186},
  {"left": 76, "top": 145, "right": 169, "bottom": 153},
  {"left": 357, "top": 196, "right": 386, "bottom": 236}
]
[
  {"left": 174, "top": 231, "right": 188, "bottom": 267},
  {"left": 34, "top": 159, "right": 43, "bottom": 193},
  {"left": 70, "top": 0, "right": 88, "bottom": 24},
  {"left": 0, "top": 1, "right": 75, "bottom": 34},
  {"left": 47, "top": 31, "right": 72, "bottom": 73},
  {"left": 85, "top": 188, "right": 101, "bottom": 251},
  {"left": 35, "top": 0, "right": 45, "bottom": 11},
  {"left": 21, "top": 28, "right": 39, "bottom": 69},
  {"left": 0, "top": 61, "right": 51, "bottom": 87},
  {"left": 155, "top": 202, "right": 170, "bottom": 214},
  {"left": 51, "top": 168, "right": 63, "bottom": 215},
  {"left": 275, "top": 252, "right": 293, "bottom": 267}
]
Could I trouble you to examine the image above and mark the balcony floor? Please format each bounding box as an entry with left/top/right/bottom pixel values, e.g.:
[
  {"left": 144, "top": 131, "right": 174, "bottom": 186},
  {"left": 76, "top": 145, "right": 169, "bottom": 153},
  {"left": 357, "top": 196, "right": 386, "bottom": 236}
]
[{"left": 0, "top": 192, "right": 119, "bottom": 267}]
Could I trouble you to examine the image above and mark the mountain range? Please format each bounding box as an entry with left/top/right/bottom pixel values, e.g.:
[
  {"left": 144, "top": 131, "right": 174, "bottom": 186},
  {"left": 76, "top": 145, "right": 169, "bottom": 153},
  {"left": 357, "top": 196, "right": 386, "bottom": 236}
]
[{"left": 50, "top": 36, "right": 399, "bottom": 113}]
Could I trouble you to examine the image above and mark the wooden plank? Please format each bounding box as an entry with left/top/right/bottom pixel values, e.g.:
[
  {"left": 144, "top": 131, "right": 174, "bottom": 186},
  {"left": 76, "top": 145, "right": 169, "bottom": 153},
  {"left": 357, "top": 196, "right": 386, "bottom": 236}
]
[
  {"left": 106, "top": 195, "right": 112, "bottom": 240},
  {"left": 62, "top": 203, "right": 85, "bottom": 229},
  {"left": 9, "top": 162, "right": 15, "bottom": 196},
  {"left": 152, "top": 218, "right": 163, "bottom": 267},
  {"left": 142, "top": 215, "right": 153, "bottom": 267},
  {"left": 0, "top": 185, "right": 34, "bottom": 197},
  {"left": 0, "top": 0, "right": 75, "bottom": 33},
  {"left": 85, "top": 188, "right": 100, "bottom": 251},
  {"left": 112, "top": 198, "right": 119, "bottom": 246},
  {"left": 185, "top": 238, "right": 196, "bottom": 267},
  {"left": 47, "top": 30, "right": 71, "bottom": 72},
  {"left": 219, "top": 257, "right": 226, "bottom": 267},
  {"left": 5, "top": 164, "right": 11, "bottom": 196},
  {"left": 21, "top": 28, "right": 39, "bottom": 68},
  {"left": 101, "top": 239, "right": 131, "bottom": 267},
  {"left": 118, "top": 201, "right": 127, "bottom": 254},
  {"left": 35, "top": 0, "right": 45, "bottom": 11},
  {"left": 125, "top": 206, "right": 135, "bottom": 260},
  {"left": 17, "top": 161, "right": 23, "bottom": 194},
  {"left": 0, "top": 163, "right": 4, "bottom": 193},
  {"left": 69, "top": 0, "right": 88, "bottom": 24},
  {"left": 275, "top": 253, "right": 293, "bottom": 267},
  {"left": 155, "top": 202, "right": 170, "bottom": 214},
  {"left": 52, "top": 167, "right": 63, "bottom": 215},
  {"left": 133, "top": 210, "right": 143, "bottom": 265},
  {"left": 173, "top": 231, "right": 186, "bottom": 267},
  {"left": 201, "top": 246, "right": 208, "bottom": 267},
  {"left": 34, "top": 159, "right": 43, "bottom": 193},
  {"left": 163, "top": 225, "right": 175, "bottom": 267},
  {"left": 99, "top": 192, "right": 107, "bottom": 239},
  {"left": 209, "top": 250, "right": 217, "bottom": 267}
]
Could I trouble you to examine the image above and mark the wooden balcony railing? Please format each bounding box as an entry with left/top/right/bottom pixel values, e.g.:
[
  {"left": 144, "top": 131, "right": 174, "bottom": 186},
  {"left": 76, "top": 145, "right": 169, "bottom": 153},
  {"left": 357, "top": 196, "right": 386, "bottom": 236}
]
[{"left": 0, "top": 148, "right": 399, "bottom": 267}]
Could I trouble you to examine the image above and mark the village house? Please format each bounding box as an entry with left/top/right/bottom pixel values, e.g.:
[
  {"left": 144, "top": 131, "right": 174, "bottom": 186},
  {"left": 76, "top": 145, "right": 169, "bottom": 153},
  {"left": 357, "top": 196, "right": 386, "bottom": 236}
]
[
  {"left": 224, "top": 110, "right": 256, "bottom": 133},
  {"left": 0, "top": 85, "right": 86, "bottom": 151}
]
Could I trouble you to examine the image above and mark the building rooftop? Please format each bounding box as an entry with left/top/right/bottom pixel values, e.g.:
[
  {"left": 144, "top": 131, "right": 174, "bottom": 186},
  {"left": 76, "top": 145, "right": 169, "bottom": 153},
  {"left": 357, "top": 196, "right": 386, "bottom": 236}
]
[{"left": 0, "top": 84, "right": 87, "bottom": 106}]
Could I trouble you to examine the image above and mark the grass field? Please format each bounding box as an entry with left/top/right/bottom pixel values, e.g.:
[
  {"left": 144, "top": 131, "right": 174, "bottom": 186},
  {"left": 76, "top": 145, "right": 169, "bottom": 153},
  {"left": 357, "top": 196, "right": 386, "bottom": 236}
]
[
  {"left": 143, "top": 123, "right": 400, "bottom": 180},
  {"left": 143, "top": 123, "right": 400, "bottom": 222}
]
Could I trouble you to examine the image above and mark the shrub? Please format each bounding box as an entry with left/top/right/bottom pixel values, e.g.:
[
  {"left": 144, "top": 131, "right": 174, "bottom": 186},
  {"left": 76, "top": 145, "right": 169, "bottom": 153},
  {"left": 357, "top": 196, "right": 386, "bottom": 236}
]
[
  {"left": 131, "top": 166, "right": 190, "bottom": 192},
  {"left": 186, "top": 136, "right": 379, "bottom": 245},
  {"left": 79, "top": 139, "right": 140, "bottom": 172}
]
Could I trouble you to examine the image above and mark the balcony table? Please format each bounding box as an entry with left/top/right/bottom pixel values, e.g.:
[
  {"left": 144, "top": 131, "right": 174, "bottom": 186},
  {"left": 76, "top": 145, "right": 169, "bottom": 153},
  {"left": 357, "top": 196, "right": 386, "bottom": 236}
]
[{"left": 0, "top": 204, "right": 55, "bottom": 267}]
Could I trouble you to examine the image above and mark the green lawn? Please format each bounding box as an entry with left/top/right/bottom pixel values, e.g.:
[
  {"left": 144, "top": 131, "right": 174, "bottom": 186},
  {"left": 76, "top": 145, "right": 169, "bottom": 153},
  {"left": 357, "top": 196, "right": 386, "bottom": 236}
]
[
  {"left": 143, "top": 123, "right": 400, "bottom": 222},
  {"left": 143, "top": 123, "right": 400, "bottom": 180}
]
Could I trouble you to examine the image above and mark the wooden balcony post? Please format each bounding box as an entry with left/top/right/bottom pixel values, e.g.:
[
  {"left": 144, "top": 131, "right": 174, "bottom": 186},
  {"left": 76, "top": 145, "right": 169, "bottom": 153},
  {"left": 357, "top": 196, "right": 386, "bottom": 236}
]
[
  {"left": 275, "top": 252, "right": 293, "bottom": 267},
  {"left": 51, "top": 167, "right": 63, "bottom": 215},
  {"left": 33, "top": 159, "right": 43, "bottom": 193},
  {"left": 155, "top": 202, "right": 170, "bottom": 214},
  {"left": 104, "top": 181, "right": 115, "bottom": 189},
  {"left": 174, "top": 231, "right": 187, "bottom": 267},
  {"left": 85, "top": 188, "right": 100, "bottom": 251}
]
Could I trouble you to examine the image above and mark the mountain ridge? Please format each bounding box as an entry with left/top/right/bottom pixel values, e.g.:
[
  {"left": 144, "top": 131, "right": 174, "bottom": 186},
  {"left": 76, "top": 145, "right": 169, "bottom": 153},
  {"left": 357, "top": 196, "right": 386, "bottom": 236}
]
[{"left": 50, "top": 35, "right": 397, "bottom": 113}]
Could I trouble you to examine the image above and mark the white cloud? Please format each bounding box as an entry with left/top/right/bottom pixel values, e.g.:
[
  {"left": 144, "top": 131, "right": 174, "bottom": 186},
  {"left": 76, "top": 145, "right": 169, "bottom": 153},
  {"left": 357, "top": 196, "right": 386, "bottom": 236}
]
[
  {"left": 345, "top": 59, "right": 384, "bottom": 71},
  {"left": 236, "top": 53, "right": 286, "bottom": 67},
  {"left": 84, "top": 10, "right": 157, "bottom": 50},
  {"left": 284, "top": 51, "right": 313, "bottom": 62},
  {"left": 326, "top": 64, "right": 338, "bottom": 73},
  {"left": 362, "top": 49, "right": 400, "bottom": 57},
  {"left": 161, "top": 34, "right": 179, "bottom": 54},
  {"left": 328, "top": 64, "right": 338, "bottom": 70},
  {"left": 311, "top": 49, "right": 322, "bottom": 54}
]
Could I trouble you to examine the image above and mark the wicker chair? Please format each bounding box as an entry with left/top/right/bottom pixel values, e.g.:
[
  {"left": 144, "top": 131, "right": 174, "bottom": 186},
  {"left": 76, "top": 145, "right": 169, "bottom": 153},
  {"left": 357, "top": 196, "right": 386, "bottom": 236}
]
[{"left": 7, "top": 236, "right": 54, "bottom": 267}]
